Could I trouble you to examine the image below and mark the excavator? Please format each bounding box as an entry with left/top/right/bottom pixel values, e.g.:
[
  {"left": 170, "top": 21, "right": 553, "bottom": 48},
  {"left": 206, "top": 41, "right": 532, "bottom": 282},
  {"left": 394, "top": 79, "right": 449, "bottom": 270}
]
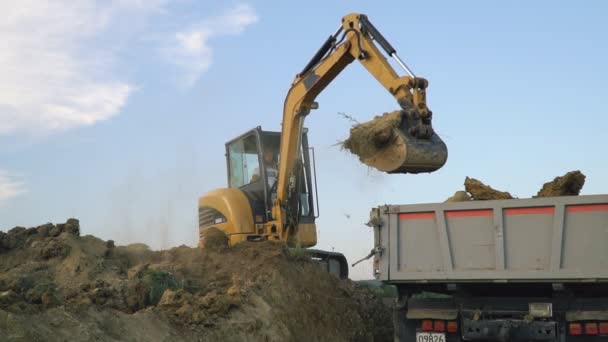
[{"left": 197, "top": 13, "right": 447, "bottom": 279}]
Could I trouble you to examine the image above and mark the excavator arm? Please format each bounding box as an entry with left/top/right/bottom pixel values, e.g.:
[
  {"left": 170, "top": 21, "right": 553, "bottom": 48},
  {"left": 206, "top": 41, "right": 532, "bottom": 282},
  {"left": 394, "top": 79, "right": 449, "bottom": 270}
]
[{"left": 274, "top": 13, "right": 444, "bottom": 240}]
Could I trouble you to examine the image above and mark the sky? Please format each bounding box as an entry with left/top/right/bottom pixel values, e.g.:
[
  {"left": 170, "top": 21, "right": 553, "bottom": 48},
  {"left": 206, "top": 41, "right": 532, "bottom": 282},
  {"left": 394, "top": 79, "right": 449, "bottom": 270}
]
[{"left": 1, "top": 1, "right": 607, "bottom": 280}]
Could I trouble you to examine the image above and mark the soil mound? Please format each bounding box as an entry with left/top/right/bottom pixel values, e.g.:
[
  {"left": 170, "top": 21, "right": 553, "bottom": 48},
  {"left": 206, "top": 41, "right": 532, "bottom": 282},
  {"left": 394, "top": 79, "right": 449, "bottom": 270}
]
[{"left": 0, "top": 219, "right": 391, "bottom": 342}]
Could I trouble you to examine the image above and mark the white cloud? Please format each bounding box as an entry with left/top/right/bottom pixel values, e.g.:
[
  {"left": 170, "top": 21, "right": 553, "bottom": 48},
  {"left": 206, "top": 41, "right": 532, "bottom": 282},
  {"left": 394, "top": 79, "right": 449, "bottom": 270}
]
[
  {"left": 0, "top": 1, "right": 258, "bottom": 135},
  {"left": 0, "top": 171, "right": 26, "bottom": 203},
  {"left": 0, "top": 0, "right": 165, "bottom": 136},
  {"left": 165, "top": 3, "right": 259, "bottom": 86}
]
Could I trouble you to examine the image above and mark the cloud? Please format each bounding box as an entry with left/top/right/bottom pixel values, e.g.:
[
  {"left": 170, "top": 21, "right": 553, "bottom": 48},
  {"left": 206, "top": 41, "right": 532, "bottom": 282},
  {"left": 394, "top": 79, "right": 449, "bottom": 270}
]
[
  {"left": 0, "top": 0, "right": 165, "bottom": 136},
  {"left": 165, "top": 3, "right": 259, "bottom": 86},
  {"left": 0, "top": 2, "right": 258, "bottom": 136},
  {"left": 0, "top": 171, "right": 26, "bottom": 203}
]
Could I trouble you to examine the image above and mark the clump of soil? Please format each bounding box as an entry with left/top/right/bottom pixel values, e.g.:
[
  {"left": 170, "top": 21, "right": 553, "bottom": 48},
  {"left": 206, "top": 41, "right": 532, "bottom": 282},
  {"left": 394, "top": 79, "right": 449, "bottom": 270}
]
[
  {"left": 464, "top": 177, "right": 514, "bottom": 200},
  {"left": 343, "top": 111, "right": 409, "bottom": 173},
  {"left": 342, "top": 110, "right": 448, "bottom": 174},
  {"left": 445, "top": 170, "right": 587, "bottom": 202},
  {"left": 197, "top": 226, "right": 229, "bottom": 250},
  {"left": 343, "top": 111, "right": 403, "bottom": 160},
  {"left": 536, "top": 170, "right": 586, "bottom": 198},
  {"left": 0, "top": 219, "right": 392, "bottom": 342}
]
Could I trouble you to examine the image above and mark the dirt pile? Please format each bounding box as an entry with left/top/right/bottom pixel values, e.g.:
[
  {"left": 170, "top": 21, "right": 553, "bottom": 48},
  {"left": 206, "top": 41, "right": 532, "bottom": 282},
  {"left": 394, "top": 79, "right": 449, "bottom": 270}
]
[
  {"left": 446, "top": 170, "right": 586, "bottom": 202},
  {"left": 0, "top": 219, "right": 392, "bottom": 342}
]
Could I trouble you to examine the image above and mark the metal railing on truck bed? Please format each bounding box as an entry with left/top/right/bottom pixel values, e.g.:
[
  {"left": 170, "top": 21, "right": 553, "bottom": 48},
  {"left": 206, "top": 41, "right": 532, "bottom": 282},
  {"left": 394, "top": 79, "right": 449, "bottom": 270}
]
[{"left": 371, "top": 194, "right": 608, "bottom": 283}]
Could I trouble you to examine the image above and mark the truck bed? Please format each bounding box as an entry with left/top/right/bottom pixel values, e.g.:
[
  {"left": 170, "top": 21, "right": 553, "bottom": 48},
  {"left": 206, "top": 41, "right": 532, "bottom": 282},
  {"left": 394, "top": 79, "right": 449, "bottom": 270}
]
[{"left": 371, "top": 194, "right": 608, "bottom": 283}]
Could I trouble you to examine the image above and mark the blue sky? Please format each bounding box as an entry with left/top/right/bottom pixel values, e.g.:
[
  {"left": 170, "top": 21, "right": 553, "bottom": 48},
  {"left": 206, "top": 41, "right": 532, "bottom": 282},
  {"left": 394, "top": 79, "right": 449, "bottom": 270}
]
[{"left": 1, "top": 1, "right": 607, "bottom": 280}]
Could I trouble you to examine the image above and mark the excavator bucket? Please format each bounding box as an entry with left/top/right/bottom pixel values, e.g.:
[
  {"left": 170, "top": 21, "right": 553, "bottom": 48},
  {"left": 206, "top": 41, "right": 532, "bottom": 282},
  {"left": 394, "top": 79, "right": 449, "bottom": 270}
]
[{"left": 343, "top": 110, "right": 447, "bottom": 174}]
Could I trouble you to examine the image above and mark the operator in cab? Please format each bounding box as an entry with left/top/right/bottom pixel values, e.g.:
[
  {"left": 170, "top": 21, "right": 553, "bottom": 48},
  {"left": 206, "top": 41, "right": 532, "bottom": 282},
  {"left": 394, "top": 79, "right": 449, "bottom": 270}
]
[{"left": 250, "top": 146, "right": 278, "bottom": 190}]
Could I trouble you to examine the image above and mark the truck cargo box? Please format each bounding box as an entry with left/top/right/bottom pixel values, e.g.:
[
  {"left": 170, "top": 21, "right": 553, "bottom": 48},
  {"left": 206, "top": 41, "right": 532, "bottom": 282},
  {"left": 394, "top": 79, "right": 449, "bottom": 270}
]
[{"left": 371, "top": 194, "right": 608, "bottom": 283}]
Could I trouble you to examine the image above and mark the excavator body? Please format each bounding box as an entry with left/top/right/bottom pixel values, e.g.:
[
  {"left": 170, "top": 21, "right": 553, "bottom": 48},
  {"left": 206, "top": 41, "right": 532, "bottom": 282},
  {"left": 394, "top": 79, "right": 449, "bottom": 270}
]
[
  {"left": 198, "top": 127, "right": 349, "bottom": 278},
  {"left": 197, "top": 13, "right": 447, "bottom": 280},
  {"left": 199, "top": 128, "right": 317, "bottom": 247}
]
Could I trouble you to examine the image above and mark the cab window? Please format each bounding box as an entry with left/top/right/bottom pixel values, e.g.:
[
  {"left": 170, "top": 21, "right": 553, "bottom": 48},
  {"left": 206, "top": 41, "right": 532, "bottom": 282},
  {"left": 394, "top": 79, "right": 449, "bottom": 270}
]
[{"left": 227, "top": 135, "right": 260, "bottom": 188}]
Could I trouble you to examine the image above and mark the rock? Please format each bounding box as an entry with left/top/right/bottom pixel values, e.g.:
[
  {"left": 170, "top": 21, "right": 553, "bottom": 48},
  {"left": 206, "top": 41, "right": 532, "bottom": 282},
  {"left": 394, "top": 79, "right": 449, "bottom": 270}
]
[
  {"left": 105, "top": 240, "right": 115, "bottom": 257},
  {"left": 39, "top": 240, "right": 70, "bottom": 259},
  {"left": 3, "top": 227, "right": 29, "bottom": 250},
  {"left": 36, "top": 223, "right": 53, "bottom": 238},
  {"left": 64, "top": 218, "right": 80, "bottom": 236},
  {"left": 49, "top": 226, "right": 63, "bottom": 237},
  {"left": 8, "top": 227, "right": 26, "bottom": 235}
]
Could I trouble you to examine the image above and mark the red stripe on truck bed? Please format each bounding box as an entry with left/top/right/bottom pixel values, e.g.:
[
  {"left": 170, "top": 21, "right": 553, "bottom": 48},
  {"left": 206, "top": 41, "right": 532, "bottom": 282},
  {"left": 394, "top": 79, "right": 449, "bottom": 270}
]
[
  {"left": 504, "top": 207, "right": 554, "bottom": 215},
  {"left": 567, "top": 204, "right": 608, "bottom": 213},
  {"left": 445, "top": 209, "right": 493, "bottom": 218},
  {"left": 399, "top": 212, "right": 435, "bottom": 220}
]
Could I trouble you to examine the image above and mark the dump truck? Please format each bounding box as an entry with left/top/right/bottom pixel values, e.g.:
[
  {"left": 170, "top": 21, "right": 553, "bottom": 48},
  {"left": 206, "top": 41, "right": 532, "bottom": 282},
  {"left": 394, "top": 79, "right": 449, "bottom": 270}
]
[{"left": 368, "top": 194, "right": 608, "bottom": 341}]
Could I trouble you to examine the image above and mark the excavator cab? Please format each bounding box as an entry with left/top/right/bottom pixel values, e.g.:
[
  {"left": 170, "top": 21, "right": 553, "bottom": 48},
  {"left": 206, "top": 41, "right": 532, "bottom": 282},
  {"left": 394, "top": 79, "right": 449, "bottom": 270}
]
[
  {"left": 225, "top": 127, "right": 316, "bottom": 226},
  {"left": 198, "top": 126, "right": 348, "bottom": 279}
]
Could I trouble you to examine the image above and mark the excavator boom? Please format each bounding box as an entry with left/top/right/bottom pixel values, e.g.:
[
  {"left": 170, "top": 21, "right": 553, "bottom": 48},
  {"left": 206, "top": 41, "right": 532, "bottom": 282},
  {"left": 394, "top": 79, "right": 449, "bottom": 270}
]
[{"left": 275, "top": 13, "right": 447, "bottom": 241}]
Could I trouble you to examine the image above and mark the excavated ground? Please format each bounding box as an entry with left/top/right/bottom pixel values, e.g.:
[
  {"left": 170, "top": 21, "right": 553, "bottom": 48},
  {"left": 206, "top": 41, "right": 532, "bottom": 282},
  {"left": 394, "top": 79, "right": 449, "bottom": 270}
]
[{"left": 0, "top": 220, "right": 392, "bottom": 342}]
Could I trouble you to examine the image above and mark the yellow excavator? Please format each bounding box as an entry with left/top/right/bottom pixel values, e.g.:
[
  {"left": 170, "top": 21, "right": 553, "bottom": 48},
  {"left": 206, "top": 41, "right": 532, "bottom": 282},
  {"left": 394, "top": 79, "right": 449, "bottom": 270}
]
[{"left": 198, "top": 13, "right": 447, "bottom": 279}]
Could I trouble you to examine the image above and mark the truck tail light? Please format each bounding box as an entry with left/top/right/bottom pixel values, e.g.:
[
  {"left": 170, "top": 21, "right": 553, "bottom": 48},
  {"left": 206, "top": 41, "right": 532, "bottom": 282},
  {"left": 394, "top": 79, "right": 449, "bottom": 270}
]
[
  {"left": 447, "top": 321, "right": 458, "bottom": 333},
  {"left": 585, "top": 323, "right": 598, "bottom": 335},
  {"left": 421, "top": 320, "right": 433, "bottom": 331},
  {"left": 599, "top": 322, "right": 608, "bottom": 334},
  {"left": 569, "top": 323, "right": 582, "bottom": 336},
  {"left": 434, "top": 320, "right": 445, "bottom": 332}
]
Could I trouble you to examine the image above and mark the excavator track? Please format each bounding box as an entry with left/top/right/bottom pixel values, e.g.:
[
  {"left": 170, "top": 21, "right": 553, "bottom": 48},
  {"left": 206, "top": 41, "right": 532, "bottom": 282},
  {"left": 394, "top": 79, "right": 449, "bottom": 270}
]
[{"left": 306, "top": 249, "right": 349, "bottom": 279}]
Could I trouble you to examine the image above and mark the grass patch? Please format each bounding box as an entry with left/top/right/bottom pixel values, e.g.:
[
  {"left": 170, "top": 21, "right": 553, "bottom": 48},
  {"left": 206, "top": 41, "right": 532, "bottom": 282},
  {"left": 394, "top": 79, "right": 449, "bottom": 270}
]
[
  {"left": 411, "top": 291, "right": 452, "bottom": 299},
  {"left": 356, "top": 280, "right": 398, "bottom": 298},
  {"left": 140, "top": 269, "right": 180, "bottom": 306},
  {"left": 287, "top": 243, "right": 310, "bottom": 261}
]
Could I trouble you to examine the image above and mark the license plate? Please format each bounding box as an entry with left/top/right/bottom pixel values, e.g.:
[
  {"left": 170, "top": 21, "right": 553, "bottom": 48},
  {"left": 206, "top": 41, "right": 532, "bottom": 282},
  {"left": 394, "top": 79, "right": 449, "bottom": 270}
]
[{"left": 416, "top": 332, "right": 445, "bottom": 342}]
